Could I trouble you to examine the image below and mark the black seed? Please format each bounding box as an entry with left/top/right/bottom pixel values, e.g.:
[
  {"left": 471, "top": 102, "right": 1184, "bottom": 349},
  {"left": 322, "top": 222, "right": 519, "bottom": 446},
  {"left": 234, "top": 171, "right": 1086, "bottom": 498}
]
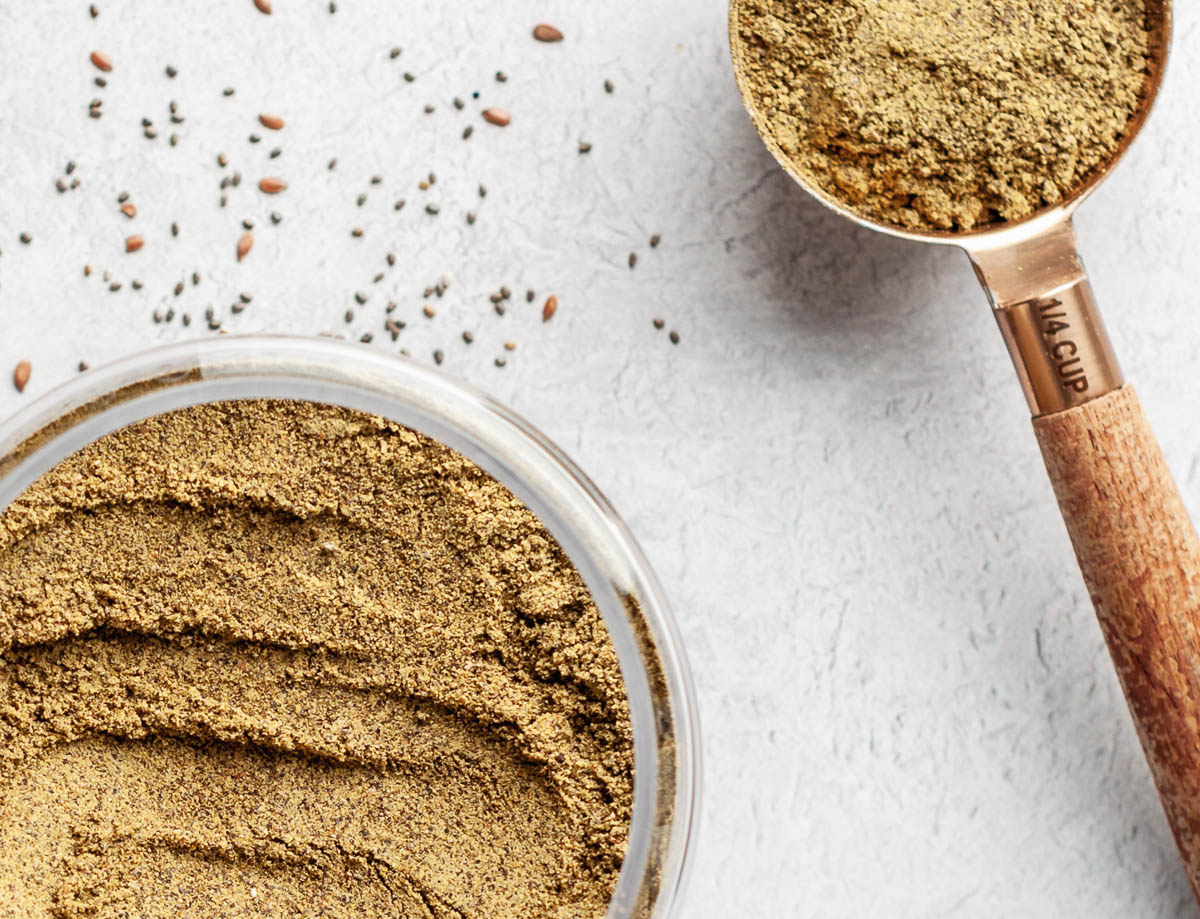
[
  {"left": 604, "top": 79, "right": 614, "bottom": 93},
  {"left": 175, "top": 282, "right": 184, "bottom": 296},
  {"left": 453, "top": 97, "right": 464, "bottom": 110},
  {"left": 526, "top": 289, "right": 535, "bottom": 302},
  {"left": 242, "top": 219, "right": 254, "bottom": 230},
  {"left": 351, "top": 227, "right": 364, "bottom": 237},
  {"left": 55, "top": 178, "right": 67, "bottom": 193},
  {"left": 329, "top": 0, "right": 336, "bottom": 11},
  {"left": 165, "top": 308, "right": 175, "bottom": 321},
  {"left": 89, "top": 3, "right": 98, "bottom": 16},
  {"left": 166, "top": 65, "right": 178, "bottom": 78},
  {"left": 220, "top": 176, "right": 231, "bottom": 189},
  {"left": 355, "top": 291, "right": 367, "bottom": 304},
  {"left": 360, "top": 332, "right": 373, "bottom": 343},
  {"left": 357, "top": 193, "right": 367, "bottom": 206},
  {"left": 628, "top": 252, "right": 637, "bottom": 269},
  {"left": 462, "top": 125, "right": 473, "bottom": 139},
  {"left": 182, "top": 313, "right": 191, "bottom": 326},
  {"left": 70, "top": 177, "right": 80, "bottom": 189},
  {"left": 269, "top": 147, "right": 281, "bottom": 158},
  {"left": 669, "top": 330, "right": 680, "bottom": 344},
  {"left": 494, "top": 357, "right": 507, "bottom": 367},
  {"left": 78, "top": 361, "right": 89, "bottom": 372},
  {"left": 386, "top": 252, "right": 395, "bottom": 266},
  {"left": 328, "top": 157, "right": 338, "bottom": 170},
  {"left": 472, "top": 91, "right": 479, "bottom": 99},
  {"left": 192, "top": 272, "right": 200, "bottom": 285},
  {"left": 231, "top": 302, "right": 245, "bottom": 314},
  {"left": 270, "top": 211, "right": 282, "bottom": 224},
  {"left": 425, "top": 203, "right": 439, "bottom": 215},
  {"left": 18, "top": 233, "right": 31, "bottom": 244},
  {"left": 466, "top": 211, "right": 476, "bottom": 225},
  {"left": 433, "top": 350, "right": 444, "bottom": 364},
  {"left": 65, "top": 161, "right": 76, "bottom": 175},
  {"left": 462, "top": 331, "right": 473, "bottom": 344},
  {"left": 223, "top": 87, "right": 235, "bottom": 96},
  {"left": 495, "top": 71, "right": 507, "bottom": 82},
  {"left": 424, "top": 104, "right": 435, "bottom": 113},
  {"left": 373, "top": 272, "right": 384, "bottom": 283},
  {"left": 220, "top": 194, "right": 227, "bottom": 207},
  {"left": 204, "top": 306, "right": 214, "bottom": 320},
  {"left": 478, "top": 184, "right": 487, "bottom": 198},
  {"left": 132, "top": 279, "right": 144, "bottom": 290},
  {"left": 403, "top": 72, "right": 415, "bottom": 82},
  {"left": 394, "top": 199, "right": 405, "bottom": 210},
  {"left": 370, "top": 175, "right": 382, "bottom": 185},
  {"left": 95, "top": 76, "right": 107, "bottom": 87},
  {"left": 89, "top": 109, "right": 102, "bottom": 118},
  {"left": 248, "top": 133, "right": 260, "bottom": 143},
  {"left": 109, "top": 282, "right": 121, "bottom": 291},
  {"left": 494, "top": 303, "right": 505, "bottom": 316},
  {"left": 500, "top": 286, "right": 511, "bottom": 299},
  {"left": 650, "top": 233, "right": 661, "bottom": 248},
  {"left": 345, "top": 309, "right": 354, "bottom": 323},
  {"left": 171, "top": 222, "right": 179, "bottom": 236},
  {"left": 208, "top": 318, "right": 221, "bottom": 330},
  {"left": 386, "top": 301, "right": 397, "bottom": 313},
  {"left": 117, "top": 191, "right": 129, "bottom": 202}
]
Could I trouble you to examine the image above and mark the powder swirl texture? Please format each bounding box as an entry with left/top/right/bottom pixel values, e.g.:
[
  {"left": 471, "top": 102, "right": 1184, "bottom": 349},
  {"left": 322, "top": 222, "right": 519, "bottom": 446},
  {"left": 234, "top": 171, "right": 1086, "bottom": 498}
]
[
  {"left": 0, "top": 400, "right": 633, "bottom": 919},
  {"left": 736, "top": 0, "right": 1151, "bottom": 230}
]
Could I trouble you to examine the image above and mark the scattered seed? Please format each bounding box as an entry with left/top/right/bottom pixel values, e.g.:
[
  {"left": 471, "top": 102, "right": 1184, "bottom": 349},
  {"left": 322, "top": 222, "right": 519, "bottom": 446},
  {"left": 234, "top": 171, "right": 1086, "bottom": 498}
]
[
  {"left": 494, "top": 302, "right": 506, "bottom": 316},
  {"left": 125, "top": 234, "right": 144, "bottom": 253},
  {"left": 248, "top": 133, "right": 261, "bottom": 143},
  {"left": 242, "top": 218, "right": 254, "bottom": 230},
  {"left": 131, "top": 279, "right": 144, "bottom": 290},
  {"left": 223, "top": 87, "right": 235, "bottom": 97},
  {"left": 495, "top": 71, "right": 507, "bottom": 82},
  {"left": 504, "top": 341, "right": 516, "bottom": 351},
  {"left": 236, "top": 232, "right": 253, "bottom": 261},
  {"left": 253, "top": 0, "right": 271, "bottom": 13},
  {"left": 478, "top": 184, "right": 487, "bottom": 198},
  {"left": 650, "top": 233, "right": 661, "bottom": 248},
  {"left": 65, "top": 161, "right": 76, "bottom": 175},
  {"left": 351, "top": 227, "right": 364, "bottom": 237},
  {"left": 84, "top": 265, "right": 92, "bottom": 276},
  {"left": 169, "top": 132, "right": 179, "bottom": 146},
  {"left": 90, "top": 50, "right": 112, "bottom": 71},
  {"left": 403, "top": 72, "right": 415, "bottom": 82},
  {"left": 231, "top": 302, "right": 245, "bottom": 314},
  {"left": 171, "top": 222, "right": 179, "bottom": 236},
  {"left": 220, "top": 194, "right": 228, "bottom": 207},
  {"left": 259, "top": 177, "right": 287, "bottom": 193},
  {"left": 120, "top": 203, "right": 136, "bottom": 218},
  {"left": 423, "top": 305, "right": 435, "bottom": 318},
  {"left": 500, "top": 286, "right": 511, "bottom": 299},
  {"left": 425, "top": 203, "right": 439, "bottom": 215},
  {"left": 390, "top": 47, "right": 401, "bottom": 59},
  {"left": 386, "top": 252, "right": 396, "bottom": 266},
  {"left": 433, "top": 349, "right": 444, "bottom": 364},
  {"left": 89, "top": 3, "right": 98, "bottom": 16},
  {"left": 466, "top": 211, "right": 476, "bottom": 225},
  {"left": 208, "top": 317, "right": 221, "bottom": 330},
  {"left": 373, "top": 272, "right": 384, "bottom": 283},
  {"left": 166, "top": 65, "right": 178, "bottom": 78},
  {"left": 153, "top": 308, "right": 164, "bottom": 323},
  {"left": 669, "top": 331, "right": 680, "bottom": 344},
  {"left": 394, "top": 199, "right": 406, "bottom": 210},
  {"left": 360, "top": 332, "right": 373, "bottom": 343},
  {"left": 109, "top": 282, "right": 121, "bottom": 291},
  {"left": 357, "top": 193, "right": 367, "bottom": 206},
  {"left": 462, "top": 125, "right": 473, "bottom": 140},
  {"left": 329, "top": 0, "right": 336, "bottom": 11},
  {"left": 653, "top": 317, "right": 664, "bottom": 329},
  {"left": 55, "top": 178, "right": 67, "bottom": 193},
  {"left": 344, "top": 309, "right": 354, "bottom": 323},
  {"left": 78, "top": 361, "right": 89, "bottom": 372},
  {"left": 533, "top": 23, "right": 564, "bottom": 42},
  {"left": 462, "top": 331, "right": 474, "bottom": 344},
  {"left": 526, "top": 289, "right": 535, "bottom": 302},
  {"left": 270, "top": 211, "right": 282, "bottom": 224},
  {"left": 482, "top": 107, "right": 511, "bottom": 126},
  {"left": 192, "top": 271, "right": 200, "bottom": 285},
  {"left": 217, "top": 152, "right": 228, "bottom": 167},
  {"left": 259, "top": 113, "right": 285, "bottom": 130},
  {"left": 328, "top": 157, "right": 338, "bottom": 170},
  {"left": 269, "top": 147, "right": 281, "bottom": 158},
  {"left": 354, "top": 291, "right": 367, "bottom": 304},
  {"left": 578, "top": 141, "right": 592, "bottom": 154},
  {"left": 418, "top": 180, "right": 429, "bottom": 191},
  {"left": 12, "top": 361, "right": 31, "bottom": 393},
  {"left": 70, "top": 177, "right": 80, "bottom": 189},
  {"left": 453, "top": 97, "right": 464, "bottom": 110},
  {"left": 175, "top": 282, "right": 184, "bottom": 295},
  {"left": 182, "top": 313, "right": 191, "bottom": 326},
  {"left": 94, "top": 76, "right": 107, "bottom": 87},
  {"left": 628, "top": 252, "right": 637, "bottom": 269},
  {"left": 604, "top": 78, "right": 614, "bottom": 93},
  {"left": 165, "top": 308, "right": 175, "bottom": 321},
  {"left": 542, "top": 295, "right": 558, "bottom": 322},
  {"left": 494, "top": 357, "right": 507, "bottom": 368},
  {"left": 424, "top": 104, "right": 435, "bottom": 114}
]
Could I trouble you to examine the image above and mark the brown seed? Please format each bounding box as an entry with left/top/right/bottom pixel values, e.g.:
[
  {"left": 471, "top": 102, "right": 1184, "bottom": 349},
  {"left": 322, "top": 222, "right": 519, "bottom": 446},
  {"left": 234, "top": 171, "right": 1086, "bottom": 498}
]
[
  {"left": 533, "top": 23, "right": 563, "bottom": 42},
  {"left": 578, "top": 141, "right": 592, "bottom": 154},
  {"left": 236, "top": 231, "right": 253, "bottom": 261},
  {"left": 423, "top": 305, "right": 435, "bottom": 318},
  {"left": 650, "top": 233, "right": 662, "bottom": 248},
  {"left": 90, "top": 50, "right": 112, "bottom": 72},
  {"left": 253, "top": 0, "right": 271, "bottom": 13},
  {"left": 482, "top": 107, "right": 511, "bottom": 126},
  {"left": 12, "top": 361, "right": 31, "bottom": 393},
  {"left": 119, "top": 203, "right": 136, "bottom": 218},
  {"left": 259, "top": 113, "right": 285, "bottom": 130},
  {"left": 125, "top": 234, "right": 144, "bottom": 252},
  {"left": 669, "top": 330, "right": 680, "bottom": 345},
  {"left": 628, "top": 252, "right": 637, "bottom": 269},
  {"left": 504, "top": 341, "right": 516, "bottom": 351},
  {"left": 258, "top": 177, "right": 287, "bottom": 194},
  {"left": 542, "top": 295, "right": 558, "bottom": 322},
  {"left": 653, "top": 317, "right": 664, "bottom": 329}
]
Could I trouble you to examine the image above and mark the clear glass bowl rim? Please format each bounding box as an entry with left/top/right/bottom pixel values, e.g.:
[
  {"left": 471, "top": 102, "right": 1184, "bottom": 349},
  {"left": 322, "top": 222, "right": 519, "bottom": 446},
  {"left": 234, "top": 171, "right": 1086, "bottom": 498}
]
[{"left": 0, "top": 334, "right": 701, "bottom": 919}]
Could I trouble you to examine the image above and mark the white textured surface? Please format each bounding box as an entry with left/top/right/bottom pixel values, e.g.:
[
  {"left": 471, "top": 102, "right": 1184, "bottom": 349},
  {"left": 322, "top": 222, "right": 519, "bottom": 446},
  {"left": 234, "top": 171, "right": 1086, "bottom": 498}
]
[{"left": 2, "top": 1, "right": 1199, "bottom": 915}]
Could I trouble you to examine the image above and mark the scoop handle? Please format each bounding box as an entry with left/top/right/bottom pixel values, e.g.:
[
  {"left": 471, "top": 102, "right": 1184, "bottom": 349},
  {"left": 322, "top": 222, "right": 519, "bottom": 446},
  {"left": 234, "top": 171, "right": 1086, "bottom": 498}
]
[{"left": 1034, "top": 384, "right": 1200, "bottom": 899}]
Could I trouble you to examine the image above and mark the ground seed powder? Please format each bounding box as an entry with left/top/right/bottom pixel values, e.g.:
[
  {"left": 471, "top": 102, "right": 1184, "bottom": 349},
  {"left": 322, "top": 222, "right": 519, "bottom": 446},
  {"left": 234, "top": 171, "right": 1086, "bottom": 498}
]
[
  {"left": 0, "top": 400, "right": 633, "bottom": 919},
  {"left": 736, "top": 0, "right": 1152, "bottom": 231}
]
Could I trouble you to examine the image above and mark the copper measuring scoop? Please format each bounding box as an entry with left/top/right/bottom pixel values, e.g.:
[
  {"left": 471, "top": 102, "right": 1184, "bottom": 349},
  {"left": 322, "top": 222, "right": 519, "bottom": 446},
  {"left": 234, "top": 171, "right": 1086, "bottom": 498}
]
[{"left": 729, "top": 0, "right": 1200, "bottom": 897}]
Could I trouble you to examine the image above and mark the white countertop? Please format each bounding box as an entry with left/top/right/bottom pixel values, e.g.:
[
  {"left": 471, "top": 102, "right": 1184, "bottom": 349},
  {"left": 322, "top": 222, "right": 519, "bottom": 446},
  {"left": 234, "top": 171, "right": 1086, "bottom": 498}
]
[{"left": 2, "top": 1, "right": 1199, "bottom": 915}]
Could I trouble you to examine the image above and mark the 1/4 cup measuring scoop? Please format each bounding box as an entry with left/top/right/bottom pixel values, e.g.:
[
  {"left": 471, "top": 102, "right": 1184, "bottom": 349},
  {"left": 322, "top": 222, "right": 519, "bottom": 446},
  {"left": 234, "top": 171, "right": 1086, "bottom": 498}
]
[{"left": 728, "top": 0, "right": 1200, "bottom": 897}]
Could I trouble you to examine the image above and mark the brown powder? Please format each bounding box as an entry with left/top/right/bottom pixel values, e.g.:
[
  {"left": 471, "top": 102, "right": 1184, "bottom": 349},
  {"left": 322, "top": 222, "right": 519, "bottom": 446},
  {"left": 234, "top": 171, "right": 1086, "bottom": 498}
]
[
  {"left": 0, "top": 399, "right": 633, "bottom": 918},
  {"left": 735, "top": 0, "right": 1152, "bottom": 231}
]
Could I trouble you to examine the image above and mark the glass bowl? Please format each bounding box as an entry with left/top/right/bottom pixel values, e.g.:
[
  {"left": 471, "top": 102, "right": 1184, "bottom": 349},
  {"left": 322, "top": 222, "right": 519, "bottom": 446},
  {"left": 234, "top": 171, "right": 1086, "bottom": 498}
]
[{"left": 0, "top": 334, "right": 700, "bottom": 919}]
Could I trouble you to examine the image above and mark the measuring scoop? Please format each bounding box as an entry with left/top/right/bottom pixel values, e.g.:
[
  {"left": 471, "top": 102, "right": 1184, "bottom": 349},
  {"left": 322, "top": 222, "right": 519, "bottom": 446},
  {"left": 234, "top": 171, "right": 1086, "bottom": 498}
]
[{"left": 728, "top": 0, "right": 1200, "bottom": 897}]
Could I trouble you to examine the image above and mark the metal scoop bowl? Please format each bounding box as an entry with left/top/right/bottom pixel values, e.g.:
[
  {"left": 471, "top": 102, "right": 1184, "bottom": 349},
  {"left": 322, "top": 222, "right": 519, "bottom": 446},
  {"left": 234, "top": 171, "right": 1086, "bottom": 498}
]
[{"left": 729, "top": 0, "right": 1200, "bottom": 899}]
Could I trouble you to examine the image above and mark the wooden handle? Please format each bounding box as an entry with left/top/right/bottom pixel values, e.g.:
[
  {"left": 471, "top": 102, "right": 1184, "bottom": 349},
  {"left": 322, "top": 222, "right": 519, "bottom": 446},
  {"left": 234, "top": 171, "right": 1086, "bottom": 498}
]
[{"left": 1034, "top": 384, "right": 1200, "bottom": 898}]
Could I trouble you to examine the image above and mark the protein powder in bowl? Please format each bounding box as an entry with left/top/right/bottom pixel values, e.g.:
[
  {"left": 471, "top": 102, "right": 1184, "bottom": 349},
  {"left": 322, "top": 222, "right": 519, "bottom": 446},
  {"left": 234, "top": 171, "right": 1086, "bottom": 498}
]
[{"left": 0, "top": 336, "right": 699, "bottom": 919}]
